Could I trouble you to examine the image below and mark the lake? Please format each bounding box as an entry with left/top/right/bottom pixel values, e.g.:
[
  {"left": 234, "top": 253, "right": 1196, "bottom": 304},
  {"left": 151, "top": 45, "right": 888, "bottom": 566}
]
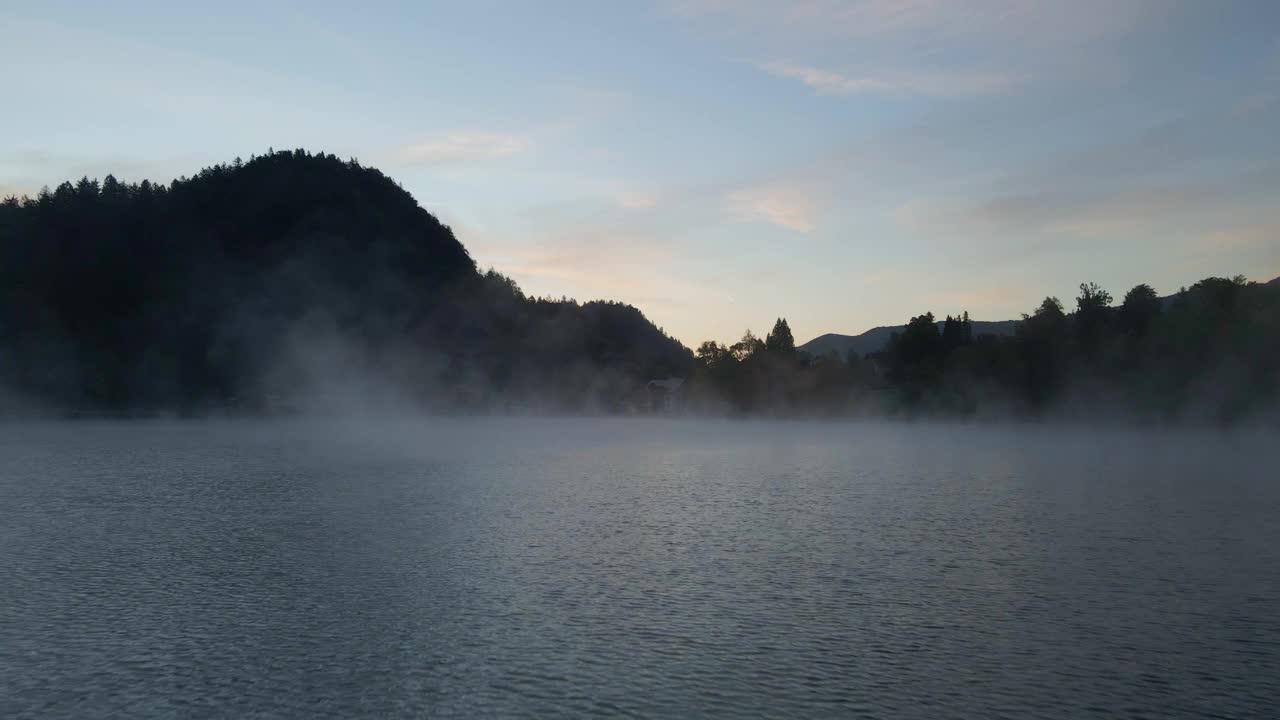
[{"left": 1, "top": 418, "right": 1276, "bottom": 718}]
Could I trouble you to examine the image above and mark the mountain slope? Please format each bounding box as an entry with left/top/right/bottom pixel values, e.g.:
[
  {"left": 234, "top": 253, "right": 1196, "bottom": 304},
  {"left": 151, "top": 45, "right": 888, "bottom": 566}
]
[
  {"left": 0, "top": 150, "right": 690, "bottom": 413},
  {"left": 801, "top": 320, "right": 1019, "bottom": 359}
]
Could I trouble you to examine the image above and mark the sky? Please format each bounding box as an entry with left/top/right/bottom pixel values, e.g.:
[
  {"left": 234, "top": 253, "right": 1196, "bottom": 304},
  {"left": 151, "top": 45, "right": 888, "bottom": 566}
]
[{"left": 2, "top": 0, "right": 1278, "bottom": 347}]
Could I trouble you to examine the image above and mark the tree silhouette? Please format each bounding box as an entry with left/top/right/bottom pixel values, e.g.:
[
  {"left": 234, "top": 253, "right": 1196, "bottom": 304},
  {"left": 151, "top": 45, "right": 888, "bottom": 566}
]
[
  {"left": 730, "top": 330, "right": 764, "bottom": 362},
  {"left": 941, "top": 312, "right": 973, "bottom": 351},
  {"left": 1074, "top": 282, "right": 1114, "bottom": 354},
  {"left": 1120, "top": 283, "right": 1161, "bottom": 336},
  {"left": 765, "top": 318, "right": 795, "bottom": 354}
]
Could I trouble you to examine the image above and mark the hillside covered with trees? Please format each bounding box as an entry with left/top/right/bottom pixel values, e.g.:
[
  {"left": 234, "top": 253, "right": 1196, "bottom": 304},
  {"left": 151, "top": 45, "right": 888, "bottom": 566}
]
[
  {"left": 2, "top": 150, "right": 1276, "bottom": 423},
  {"left": 690, "top": 278, "right": 1280, "bottom": 423},
  {"left": 0, "top": 150, "right": 691, "bottom": 414}
]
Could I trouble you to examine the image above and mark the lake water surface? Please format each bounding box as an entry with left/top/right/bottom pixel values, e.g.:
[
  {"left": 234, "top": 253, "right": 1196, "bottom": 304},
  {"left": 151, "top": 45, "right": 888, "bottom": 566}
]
[{"left": 2, "top": 419, "right": 1277, "bottom": 718}]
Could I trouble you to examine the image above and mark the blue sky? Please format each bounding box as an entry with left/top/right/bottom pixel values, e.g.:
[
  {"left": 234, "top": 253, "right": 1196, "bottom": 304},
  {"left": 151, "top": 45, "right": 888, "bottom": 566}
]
[{"left": 3, "top": 1, "right": 1278, "bottom": 347}]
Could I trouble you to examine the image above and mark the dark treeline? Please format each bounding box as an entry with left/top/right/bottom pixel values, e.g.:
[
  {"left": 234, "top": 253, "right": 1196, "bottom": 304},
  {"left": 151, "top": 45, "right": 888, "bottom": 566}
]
[
  {"left": 690, "top": 278, "right": 1280, "bottom": 423},
  {"left": 0, "top": 150, "right": 691, "bottom": 415},
  {"left": 3, "top": 149, "right": 1276, "bottom": 422}
]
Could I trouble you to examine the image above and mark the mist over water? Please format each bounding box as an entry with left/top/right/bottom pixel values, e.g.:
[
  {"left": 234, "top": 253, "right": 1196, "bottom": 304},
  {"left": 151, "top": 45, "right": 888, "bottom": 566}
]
[{"left": 2, "top": 418, "right": 1276, "bottom": 718}]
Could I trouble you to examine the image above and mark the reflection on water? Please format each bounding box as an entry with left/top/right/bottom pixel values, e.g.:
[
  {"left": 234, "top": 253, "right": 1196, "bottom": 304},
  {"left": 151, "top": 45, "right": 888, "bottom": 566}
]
[{"left": 2, "top": 419, "right": 1277, "bottom": 718}]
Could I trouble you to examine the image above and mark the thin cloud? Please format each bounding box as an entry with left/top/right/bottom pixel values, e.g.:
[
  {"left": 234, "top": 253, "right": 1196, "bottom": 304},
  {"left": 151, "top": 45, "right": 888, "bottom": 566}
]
[
  {"left": 901, "top": 186, "right": 1202, "bottom": 237},
  {"left": 761, "top": 62, "right": 890, "bottom": 94},
  {"left": 0, "top": 150, "right": 199, "bottom": 192},
  {"left": 922, "top": 284, "right": 1029, "bottom": 312},
  {"left": 470, "top": 223, "right": 721, "bottom": 342},
  {"left": 614, "top": 189, "right": 659, "bottom": 210},
  {"left": 726, "top": 181, "right": 825, "bottom": 233},
  {"left": 394, "top": 132, "right": 529, "bottom": 167},
  {"left": 895, "top": 167, "right": 1280, "bottom": 266},
  {"left": 667, "top": 0, "right": 1157, "bottom": 43},
  {"left": 1173, "top": 217, "right": 1280, "bottom": 279},
  {"left": 1195, "top": 220, "right": 1280, "bottom": 252},
  {"left": 1231, "top": 92, "right": 1275, "bottom": 118},
  {"left": 0, "top": 181, "right": 35, "bottom": 199},
  {"left": 760, "top": 61, "right": 1019, "bottom": 97}
]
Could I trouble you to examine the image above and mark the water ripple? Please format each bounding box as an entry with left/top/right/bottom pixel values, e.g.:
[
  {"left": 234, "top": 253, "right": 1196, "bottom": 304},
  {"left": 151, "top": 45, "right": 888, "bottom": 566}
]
[{"left": 1, "top": 419, "right": 1277, "bottom": 718}]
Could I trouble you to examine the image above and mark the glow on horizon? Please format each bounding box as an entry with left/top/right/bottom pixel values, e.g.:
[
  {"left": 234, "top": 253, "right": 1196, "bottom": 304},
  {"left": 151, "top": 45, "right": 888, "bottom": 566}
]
[{"left": 2, "top": 1, "right": 1278, "bottom": 348}]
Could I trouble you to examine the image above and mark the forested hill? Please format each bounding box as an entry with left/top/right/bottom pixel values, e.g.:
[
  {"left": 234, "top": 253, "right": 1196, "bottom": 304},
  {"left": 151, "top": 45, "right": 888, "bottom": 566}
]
[
  {"left": 0, "top": 150, "right": 691, "bottom": 414},
  {"left": 798, "top": 283, "right": 1214, "bottom": 359},
  {"left": 690, "top": 278, "right": 1279, "bottom": 423}
]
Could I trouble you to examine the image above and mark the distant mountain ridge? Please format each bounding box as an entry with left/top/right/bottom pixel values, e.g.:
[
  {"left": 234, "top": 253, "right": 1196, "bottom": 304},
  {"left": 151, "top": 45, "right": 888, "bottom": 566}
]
[
  {"left": 801, "top": 320, "right": 1019, "bottom": 359},
  {"left": 800, "top": 276, "right": 1280, "bottom": 359}
]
